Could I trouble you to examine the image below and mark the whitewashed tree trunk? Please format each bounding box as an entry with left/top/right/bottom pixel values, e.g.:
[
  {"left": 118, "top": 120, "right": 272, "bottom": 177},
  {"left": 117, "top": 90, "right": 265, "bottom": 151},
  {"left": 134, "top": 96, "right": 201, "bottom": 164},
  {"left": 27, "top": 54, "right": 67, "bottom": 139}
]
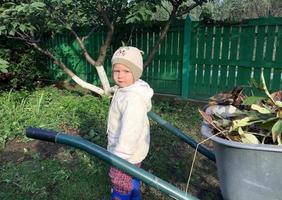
[
  {"left": 96, "top": 65, "right": 111, "bottom": 95},
  {"left": 72, "top": 75, "right": 105, "bottom": 95}
]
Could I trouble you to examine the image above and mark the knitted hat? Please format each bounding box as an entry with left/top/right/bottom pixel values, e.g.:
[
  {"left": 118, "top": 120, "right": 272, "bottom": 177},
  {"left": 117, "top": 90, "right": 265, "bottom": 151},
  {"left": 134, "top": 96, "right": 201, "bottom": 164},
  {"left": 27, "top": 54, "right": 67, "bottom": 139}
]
[{"left": 111, "top": 46, "right": 143, "bottom": 81}]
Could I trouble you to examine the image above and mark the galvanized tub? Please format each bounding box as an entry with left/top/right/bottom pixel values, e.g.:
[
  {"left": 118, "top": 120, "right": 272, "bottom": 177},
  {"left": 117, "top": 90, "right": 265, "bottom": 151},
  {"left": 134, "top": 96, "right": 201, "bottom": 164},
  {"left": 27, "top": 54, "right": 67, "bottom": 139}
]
[{"left": 201, "top": 123, "right": 282, "bottom": 200}]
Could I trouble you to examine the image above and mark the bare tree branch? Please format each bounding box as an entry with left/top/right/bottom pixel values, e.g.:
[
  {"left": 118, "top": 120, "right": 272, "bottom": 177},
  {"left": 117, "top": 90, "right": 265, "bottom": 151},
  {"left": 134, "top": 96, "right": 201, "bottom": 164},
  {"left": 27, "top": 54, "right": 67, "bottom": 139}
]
[
  {"left": 95, "top": 1, "right": 114, "bottom": 66},
  {"left": 13, "top": 31, "right": 31, "bottom": 42},
  {"left": 176, "top": 0, "right": 207, "bottom": 17},
  {"left": 144, "top": 0, "right": 208, "bottom": 67},
  {"left": 69, "top": 28, "right": 97, "bottom": 66},
  {"left": 69, "top": 25, "right": 112, "bottom": 95},
  {"left": 82, "top": 26, "right": 99, "bottom": 42},
  {"left": 51, "top": 2, "right": 112, "bottom": 95},
  {"left": 29, "top": 42, "right": 104, "bottom": 95},
  {"left": 144, "top": 3, "right": 179, "bottom": 68}
]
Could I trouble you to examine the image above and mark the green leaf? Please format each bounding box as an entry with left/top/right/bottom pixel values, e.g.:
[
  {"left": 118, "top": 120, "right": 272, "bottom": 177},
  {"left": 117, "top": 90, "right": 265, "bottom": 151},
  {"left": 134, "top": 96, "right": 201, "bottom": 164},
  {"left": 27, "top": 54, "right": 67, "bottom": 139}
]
[
  {"left": 0, "top": 26, "right": 6, "bottom": 31},
  {"left": 272, "top": 120, "right": 282, "bottom": 142},
  {"left": 249, "top": 78, "right": 260, "bottom": 89},
  {"left": 30, "top": 2, "right": 46, "bottom": 8},
  {"left": 11, "top": 21, "right": 18, "bottom": 29},
  {"left": 242, "top": 96, "right": 265, "bottom": 105},
  {"left": 242, "top": 134, "right": 260, "bottom": 144},
  {"left": 278, "top": 135, "right": 282, "bottom": 146},
  {"left": 64, "top": 0, "right": 72, "bottom": 5},
  {"left": 251, "top": 104, "right": 273, "bottom": 114},
  {"left": 231, "top": 116, "right": 260, "bottom": 131},
  {"left": 0, "top": 58, "right": 9, "bottom": 73},
  {"left": 238, "top": 127, "right": 260, "bottom": 144},
  {"left": 275, "top": 101, "right": 282, "bottom": 108},
  {"left": 261, "top": 73, "right": 275, "bottom": 104},
  {"left": 8, "top": 29, "right": 15, "bottom": 36},
  {"left": 0, "top": 68, "right": 8, "bottom": 73},
  {"left": 213, "top": 119, "right": 231, "bottom": 128},
  {"left": 19, "top": 24, "right": 26, "bottom": 32}
]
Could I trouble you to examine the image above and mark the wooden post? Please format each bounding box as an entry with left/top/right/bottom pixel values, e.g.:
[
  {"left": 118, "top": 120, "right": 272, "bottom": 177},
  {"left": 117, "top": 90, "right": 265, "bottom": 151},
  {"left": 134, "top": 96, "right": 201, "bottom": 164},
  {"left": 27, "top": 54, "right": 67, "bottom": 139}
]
[{"left": 181, "top": 16, "right": 192, "bottom": 98}]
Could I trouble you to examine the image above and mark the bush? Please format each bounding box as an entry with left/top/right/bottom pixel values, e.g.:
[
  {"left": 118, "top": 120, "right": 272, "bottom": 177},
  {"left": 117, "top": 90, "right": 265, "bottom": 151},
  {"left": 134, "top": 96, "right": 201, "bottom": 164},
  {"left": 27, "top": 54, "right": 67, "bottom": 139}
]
[{"left": 0, "top": 37, "right": 50, "bottom": 91}]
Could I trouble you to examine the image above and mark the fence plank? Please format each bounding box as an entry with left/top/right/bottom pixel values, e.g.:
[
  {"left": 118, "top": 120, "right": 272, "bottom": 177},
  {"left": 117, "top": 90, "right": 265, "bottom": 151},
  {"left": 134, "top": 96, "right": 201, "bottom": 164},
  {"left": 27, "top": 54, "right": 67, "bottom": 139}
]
[
  {"left": 210, "top": 26, "right": 221, "bottom": 95},
  {"left": 218, "top": 26, "right": 231, "bottom": 92},
  {"left": 237, "top": 25, "right": 255, "bottom": 86},
  {"left": 276, "top": 25, "right": 282, "bottom": 64},
  {"left": 264, "top": 25, "right": 276, "bottom": 64}
]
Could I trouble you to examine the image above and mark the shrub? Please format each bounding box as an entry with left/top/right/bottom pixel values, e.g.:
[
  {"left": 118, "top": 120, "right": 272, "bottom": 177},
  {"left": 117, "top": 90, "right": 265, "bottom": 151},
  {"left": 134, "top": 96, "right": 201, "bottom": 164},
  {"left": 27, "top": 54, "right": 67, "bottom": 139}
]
[{"left": 0, "top": 37, "right": 50, "bottom": 91}]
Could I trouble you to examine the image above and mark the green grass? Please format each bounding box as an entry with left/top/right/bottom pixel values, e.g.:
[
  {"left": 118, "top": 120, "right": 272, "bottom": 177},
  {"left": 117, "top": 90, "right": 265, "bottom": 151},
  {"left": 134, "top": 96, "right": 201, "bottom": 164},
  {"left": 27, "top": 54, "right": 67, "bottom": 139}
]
[
  {"left": 0, "top": 155, "right": 110, "bottom": 200},
  {"left": 0, "top": 86, "right": 109, "bottom": 148},
  {"left": 0, "top": 86, "right": 221, "bottom": 200}
]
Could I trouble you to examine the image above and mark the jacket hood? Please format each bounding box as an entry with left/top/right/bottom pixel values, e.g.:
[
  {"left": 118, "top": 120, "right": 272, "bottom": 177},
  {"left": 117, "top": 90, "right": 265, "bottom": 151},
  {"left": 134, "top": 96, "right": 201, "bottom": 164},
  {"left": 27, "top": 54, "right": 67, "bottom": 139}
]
[{"left": 118, "top": 79, "right": 154, "bottom": 111}]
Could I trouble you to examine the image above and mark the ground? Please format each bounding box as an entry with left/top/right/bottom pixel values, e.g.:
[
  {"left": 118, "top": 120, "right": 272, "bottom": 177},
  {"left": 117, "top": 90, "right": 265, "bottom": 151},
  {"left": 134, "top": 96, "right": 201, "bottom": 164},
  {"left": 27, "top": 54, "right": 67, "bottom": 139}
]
[
  {"left": 0, "top": 96, "right": 223, "bottom": 199},
  {"left": 0, "top": 135, "right": 223, "bottom": 200}
]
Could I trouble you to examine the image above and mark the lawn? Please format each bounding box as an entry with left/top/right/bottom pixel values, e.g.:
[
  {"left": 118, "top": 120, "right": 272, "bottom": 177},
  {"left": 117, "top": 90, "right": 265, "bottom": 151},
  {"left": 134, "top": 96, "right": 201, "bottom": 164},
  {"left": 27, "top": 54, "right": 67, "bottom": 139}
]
[{"left": 0, "top": 85, "right": 222, "bottom": 200}]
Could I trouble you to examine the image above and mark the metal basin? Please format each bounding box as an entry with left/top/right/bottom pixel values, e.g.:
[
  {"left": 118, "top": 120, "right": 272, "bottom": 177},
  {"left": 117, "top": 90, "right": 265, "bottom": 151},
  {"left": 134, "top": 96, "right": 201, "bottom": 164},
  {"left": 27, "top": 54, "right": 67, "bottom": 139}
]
[{"left": 201, "top": 123, "right": 282, "bottom": 200}]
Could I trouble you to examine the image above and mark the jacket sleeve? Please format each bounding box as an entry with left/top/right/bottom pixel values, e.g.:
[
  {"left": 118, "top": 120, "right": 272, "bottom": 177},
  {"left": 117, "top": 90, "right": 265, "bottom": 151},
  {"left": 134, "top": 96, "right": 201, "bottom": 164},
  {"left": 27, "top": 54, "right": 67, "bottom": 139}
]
[{"left": 113, "top": 93, "right": 148, "bottom": 160}]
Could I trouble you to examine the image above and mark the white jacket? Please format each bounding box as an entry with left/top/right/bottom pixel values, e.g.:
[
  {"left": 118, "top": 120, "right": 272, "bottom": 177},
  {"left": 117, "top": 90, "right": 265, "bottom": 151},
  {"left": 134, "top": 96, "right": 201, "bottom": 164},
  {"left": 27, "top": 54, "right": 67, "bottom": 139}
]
[{"left": 107, "top": 79, "right": 154, "bottom": 164}]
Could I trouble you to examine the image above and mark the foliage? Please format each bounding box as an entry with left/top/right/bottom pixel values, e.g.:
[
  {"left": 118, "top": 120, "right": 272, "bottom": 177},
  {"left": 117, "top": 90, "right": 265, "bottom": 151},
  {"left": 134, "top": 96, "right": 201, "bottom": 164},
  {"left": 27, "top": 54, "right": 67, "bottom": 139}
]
[
  {"left": 0, "top": 0, "right": 211, "bottom": 36},
  {"left": 202, "top": 0, "right": 282, "bottom": 22},
  {"left": 126, "top": 0, "right": 213, "bottom": 22},
  {"left": 1, "top": 1, "right": 94, "bottom": 35},
  {"left": 199, "top": 73, "right": 282, "bottom": 146},
  {"left": 0, "top": 0, "right": 139, "bottom": 41},
  {"left": 9, "top": 51, "right": 49, "bottom": 90},
  {"left": 0, "top": 43, "right": 10, "bottom": 74},
  {"left": 0, "top": 86, "right": 110, "bottom": 148},
  {"left": 0, "top": 0, "right": 141, "bottom": 95},
  {"left": 0, "top": 39, "right": 49, "bottom": 91},
  {"left": 0, "top": 58, "right": 9, "bottom": 73},
  {"left": 126, "top": 1, "right": 157, "bottom": 23},
  {"left": 0, "top": 0, "right": 210, "bottom": 96}
]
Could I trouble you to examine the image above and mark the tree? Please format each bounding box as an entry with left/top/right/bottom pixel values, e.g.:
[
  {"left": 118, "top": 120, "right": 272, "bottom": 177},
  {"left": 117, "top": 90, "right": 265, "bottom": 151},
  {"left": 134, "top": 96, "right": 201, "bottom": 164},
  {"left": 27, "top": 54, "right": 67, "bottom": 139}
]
[
  {"left": 0, "top": 0, "right": 209, "bottom": 96},
  {"left": 128, "top": 0, "right": 211, "bottom": 67},
  {"left": 206, "top": 0, "right": 282, "bottom": 21}
]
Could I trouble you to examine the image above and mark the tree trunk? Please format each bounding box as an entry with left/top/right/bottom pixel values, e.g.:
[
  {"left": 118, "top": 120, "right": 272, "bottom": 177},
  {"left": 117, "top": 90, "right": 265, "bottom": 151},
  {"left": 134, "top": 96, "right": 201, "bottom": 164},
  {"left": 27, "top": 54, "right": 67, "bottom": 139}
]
[{"left": 69, "top": 28, "right": 111, "bottom": 95}]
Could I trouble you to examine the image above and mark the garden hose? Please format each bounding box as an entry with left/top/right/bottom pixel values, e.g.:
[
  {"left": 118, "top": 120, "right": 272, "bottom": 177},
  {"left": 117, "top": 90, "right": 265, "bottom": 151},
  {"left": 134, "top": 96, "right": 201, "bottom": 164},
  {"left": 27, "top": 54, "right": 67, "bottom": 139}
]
[
  {"left": 26, "top": 127, "right": 198, "bottom": 200},
  {"left": 148, "top": 111, "right": 216, "bottom": 162}
]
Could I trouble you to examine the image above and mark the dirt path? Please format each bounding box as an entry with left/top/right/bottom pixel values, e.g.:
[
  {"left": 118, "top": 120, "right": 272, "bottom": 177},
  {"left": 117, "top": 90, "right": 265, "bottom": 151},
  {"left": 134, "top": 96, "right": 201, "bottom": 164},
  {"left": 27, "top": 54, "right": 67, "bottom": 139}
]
[{"left": 0, "top": 138, "right": 65, "bottom": 164}]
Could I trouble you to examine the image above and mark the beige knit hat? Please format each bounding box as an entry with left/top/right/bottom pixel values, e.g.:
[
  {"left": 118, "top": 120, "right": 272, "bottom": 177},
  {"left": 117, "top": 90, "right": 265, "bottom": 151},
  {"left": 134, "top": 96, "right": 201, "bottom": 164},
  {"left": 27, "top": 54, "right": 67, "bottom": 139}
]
[{"left": 111, "top": 46, "right": 144, "bottom": 81}]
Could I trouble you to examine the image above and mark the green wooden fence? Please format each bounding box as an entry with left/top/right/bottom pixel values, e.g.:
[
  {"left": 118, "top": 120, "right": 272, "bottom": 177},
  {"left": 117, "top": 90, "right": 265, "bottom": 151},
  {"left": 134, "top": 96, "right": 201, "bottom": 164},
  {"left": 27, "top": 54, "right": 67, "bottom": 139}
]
[
  {"left": 48, "top": 21, "right": 184, "bottom": 95},
  {"left": 47, "top": 30, "right": 106, "bottom": 85},
  {"left": 48, "top": 16, "right": 282, "bottom": 100},
  {"left": 185, "top": 17, "right": 282, "bottom": 99},
  {"left": 126, "top": 21, "right": 184, "bottom": 95}
]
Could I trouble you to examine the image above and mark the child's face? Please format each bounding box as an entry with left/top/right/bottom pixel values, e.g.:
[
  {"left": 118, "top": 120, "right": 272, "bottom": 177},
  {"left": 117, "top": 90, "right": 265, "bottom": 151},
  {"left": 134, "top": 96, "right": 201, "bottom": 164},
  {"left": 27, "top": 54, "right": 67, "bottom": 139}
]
[{"left": 112, "top": 63, "right": 134, "bottom": 88}]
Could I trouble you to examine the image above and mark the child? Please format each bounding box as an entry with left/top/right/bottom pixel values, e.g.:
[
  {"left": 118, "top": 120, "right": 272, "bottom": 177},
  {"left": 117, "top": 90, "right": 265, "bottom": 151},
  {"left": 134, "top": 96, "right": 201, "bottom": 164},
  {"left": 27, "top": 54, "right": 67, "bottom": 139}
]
[{"left": 107, "top": 46, "right": 154, "bottom": 200}]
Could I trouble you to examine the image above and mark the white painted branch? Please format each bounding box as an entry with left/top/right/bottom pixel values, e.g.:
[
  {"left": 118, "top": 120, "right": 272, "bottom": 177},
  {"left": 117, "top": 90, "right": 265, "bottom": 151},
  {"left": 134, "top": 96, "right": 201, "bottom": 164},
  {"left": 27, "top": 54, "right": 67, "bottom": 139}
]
[
  {"left": 72, "top": 75, "right": 104, "bottom": 95},
  {"left": 96, "top": 65, "right": 111, "bottom": 95}
]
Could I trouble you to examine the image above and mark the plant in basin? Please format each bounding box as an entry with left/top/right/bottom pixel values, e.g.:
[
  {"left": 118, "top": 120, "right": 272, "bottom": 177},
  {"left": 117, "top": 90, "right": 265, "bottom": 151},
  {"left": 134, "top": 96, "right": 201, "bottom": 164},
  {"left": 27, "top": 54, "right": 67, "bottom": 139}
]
[
  {"left": 199, "top": 73, "right": 282, "bottom": 146},
  {"left": 198, "top": 73, "right": 282, "bottom": 200}
]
